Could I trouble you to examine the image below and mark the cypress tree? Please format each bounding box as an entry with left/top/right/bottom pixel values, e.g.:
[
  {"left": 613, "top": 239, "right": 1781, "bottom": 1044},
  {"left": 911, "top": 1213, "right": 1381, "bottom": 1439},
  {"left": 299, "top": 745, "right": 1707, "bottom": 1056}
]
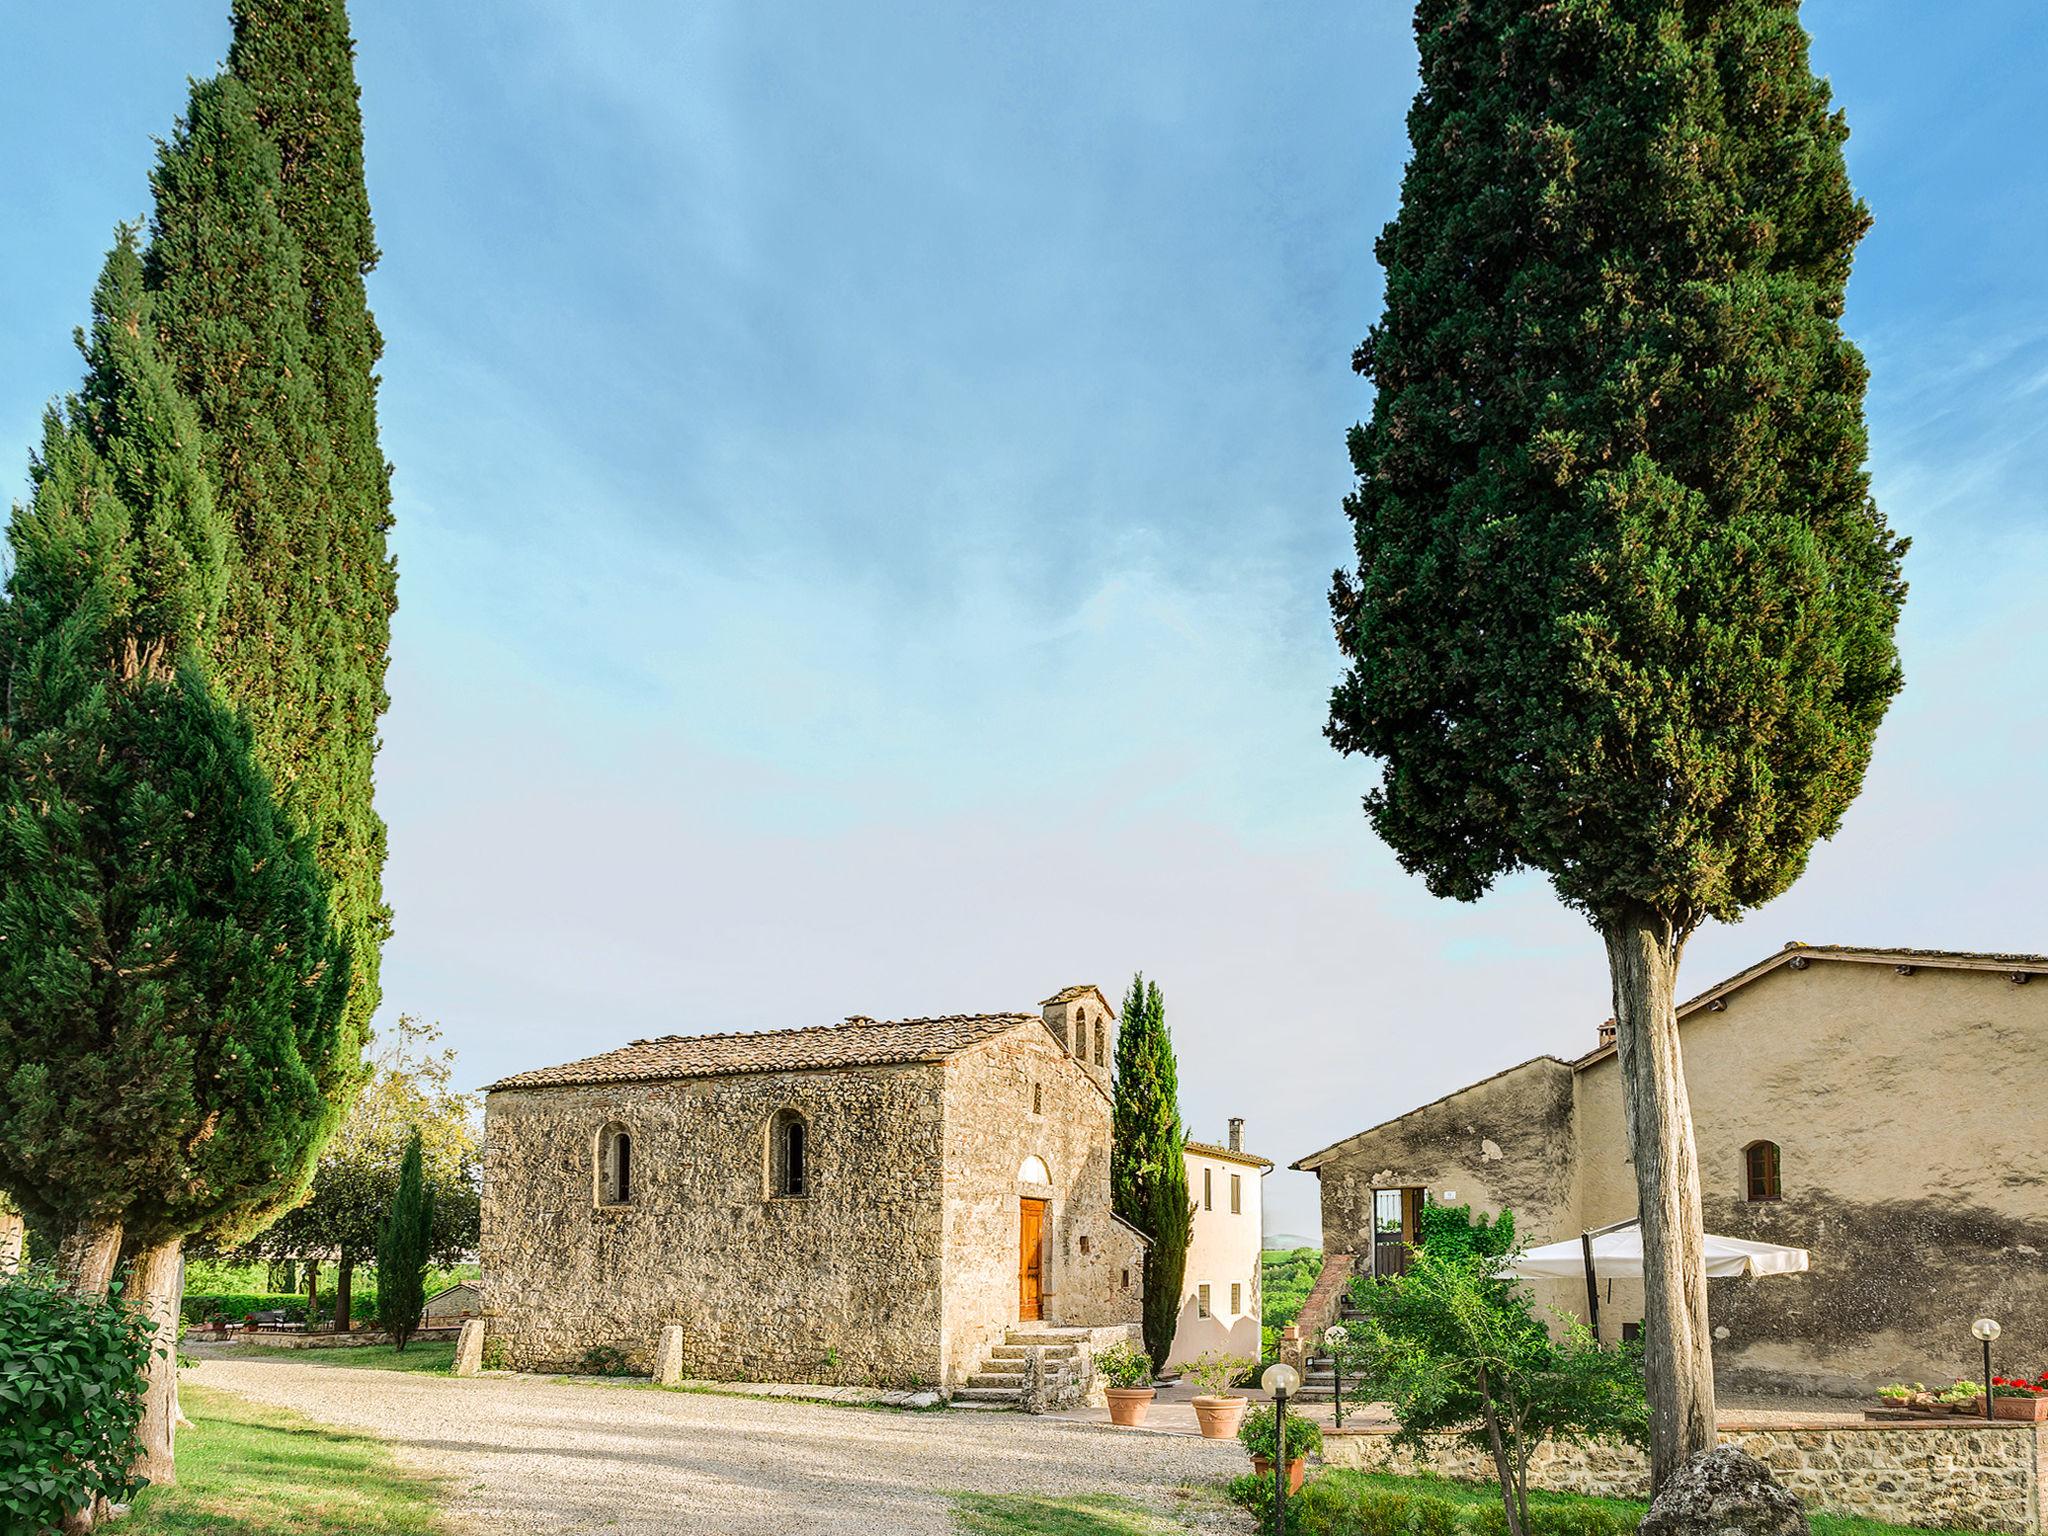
[
  {"left": 147, "top": 0, "right": 396, "bottom": 1055},
  {"left": 1327, "top": 0, "right": 1904, "bottom": 1487},
  {"left": 1110, "top": 975, "right": 1193, "bottom": 1370},
  {"left": 0, "top": 234, "right": 352, "bottom": 1488},
  {"left": 374, "top": 1130, "right": 432, "bottom": 1351}
]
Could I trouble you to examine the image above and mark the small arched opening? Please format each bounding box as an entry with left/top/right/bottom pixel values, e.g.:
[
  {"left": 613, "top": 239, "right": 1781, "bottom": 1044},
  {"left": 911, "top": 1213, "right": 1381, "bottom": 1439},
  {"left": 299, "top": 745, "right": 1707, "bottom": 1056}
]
[
  {"left": 596, "top": 1121, "right": 634, "bottom": 1206},
  {"left": 1743, "top": 1139, "right": 1782, "bottom": 1203},
  {"left": 768, "top": 1108, "right": 810, "bottom": 1199}
]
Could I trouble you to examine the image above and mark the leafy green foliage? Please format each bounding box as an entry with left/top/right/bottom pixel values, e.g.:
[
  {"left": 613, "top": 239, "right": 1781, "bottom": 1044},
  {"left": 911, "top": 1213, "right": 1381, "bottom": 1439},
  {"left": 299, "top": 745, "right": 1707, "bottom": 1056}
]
[
  {"left": 1263, "top": 1247, "right": 1324, "bottom": 1358},
  {"left": 180, "top": 1293, "right": 307, "bottom": 1327},
  {"left": 1110, "top": 974, "right": 1191, "bottom": 1369},
  {"left": 1230, "top": 1473, "right": 1468, "bottom": 1536},
  {"left": 1327, "top": 0, "right": 1906, "bottom": 934},
  {"left": 0, "top": 1268, "right": 160, "bottom": 1530},
  {"left": 1092, "top": 1341, "right": 1155, "bottom": 1390},
  {"left": 373, "top": 1132, "right": 432, "bottom": 1350},
  {"left": 1417, "top": 1205, "right": 1516, "bottom": 1261},
  {"left": 1239, "top": 1403, "right": 1324, "bottom": 1463},
  {"left": 1345, "top": 1238, "right": 1646, "bottom": 1536},
  {"left": 578, "top": 1345, "right": 633, "bottom": 1378}
]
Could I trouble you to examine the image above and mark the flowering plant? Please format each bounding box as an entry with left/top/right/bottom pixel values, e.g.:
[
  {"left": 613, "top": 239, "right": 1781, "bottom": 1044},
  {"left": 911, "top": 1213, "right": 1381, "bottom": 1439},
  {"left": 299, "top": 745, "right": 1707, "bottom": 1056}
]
[{"left": 1990, "top": 1374, "right": 2048, "bottom": 1398}]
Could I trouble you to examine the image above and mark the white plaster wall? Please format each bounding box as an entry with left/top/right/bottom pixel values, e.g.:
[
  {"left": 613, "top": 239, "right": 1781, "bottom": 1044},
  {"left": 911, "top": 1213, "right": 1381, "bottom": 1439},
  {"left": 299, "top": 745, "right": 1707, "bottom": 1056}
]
[{"left": 1167, "top": 1148, "right": 1264, "bottom": 1369}]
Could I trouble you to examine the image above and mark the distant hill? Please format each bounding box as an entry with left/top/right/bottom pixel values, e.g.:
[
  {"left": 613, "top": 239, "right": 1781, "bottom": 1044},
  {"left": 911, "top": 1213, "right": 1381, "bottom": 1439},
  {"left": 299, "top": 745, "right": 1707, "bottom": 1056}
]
[{"left": 1263, "top": 1233, "right": 1321, "bottom": 1252}]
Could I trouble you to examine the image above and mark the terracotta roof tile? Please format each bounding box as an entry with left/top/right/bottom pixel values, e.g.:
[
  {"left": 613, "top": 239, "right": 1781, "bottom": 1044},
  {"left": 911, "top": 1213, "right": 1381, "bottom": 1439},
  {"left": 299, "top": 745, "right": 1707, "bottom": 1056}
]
[
  {"left": 1184, "top": 1139, "right": 1274, "bottom": 1170},
  {"left": 490, "top": 1013, "right": 1035, "bottom": 1090}
]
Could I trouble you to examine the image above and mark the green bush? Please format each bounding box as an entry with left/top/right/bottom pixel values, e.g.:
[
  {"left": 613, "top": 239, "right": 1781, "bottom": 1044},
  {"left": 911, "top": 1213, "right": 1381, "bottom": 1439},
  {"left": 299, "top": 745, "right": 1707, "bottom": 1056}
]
[
  {"left": 1471, "top": 1503, "right": 1636, "bottom": 1536},
  {"left": 579, "top": 1345, "right": 633, "bottom": 1376},
  {"left": 479, "top": 1336, "right": 510, "bottom": 1372},
  {"left": 1, "top": 1268, "right": 160, "bottom": 1532},
  {"left": 1240, "top": 1403, "right": 1324, "bottom": 1462},
  {"left": 1094, "top": 1340, "right": 1154, "bottom": 1389},
  {"left": 180, "top": 1291, "right": 307, "bottom": 1325},
  {"left": 1226, "top": 1474, "right": 1487, "bottom": 1536}
]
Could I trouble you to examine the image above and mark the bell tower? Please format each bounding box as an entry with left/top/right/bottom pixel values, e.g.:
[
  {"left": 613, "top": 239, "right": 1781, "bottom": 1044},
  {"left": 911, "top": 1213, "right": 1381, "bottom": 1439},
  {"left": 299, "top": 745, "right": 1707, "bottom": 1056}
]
[{"left": 1040, "top": 984, "right": 1115, "bottom": 1095}]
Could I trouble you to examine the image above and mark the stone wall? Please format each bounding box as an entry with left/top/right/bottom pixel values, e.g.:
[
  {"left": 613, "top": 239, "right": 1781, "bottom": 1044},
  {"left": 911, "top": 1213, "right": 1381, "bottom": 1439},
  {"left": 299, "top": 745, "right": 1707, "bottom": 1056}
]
[
  {"left": 481, "top": 1061, "right": 949, "bottom": 1386},
  {"left": 939, "top": 1030, "right": 1143, "bottom": 1388},
  {"left": 1323, "top": 1420, "right": 2047, "bottom": 1535}
]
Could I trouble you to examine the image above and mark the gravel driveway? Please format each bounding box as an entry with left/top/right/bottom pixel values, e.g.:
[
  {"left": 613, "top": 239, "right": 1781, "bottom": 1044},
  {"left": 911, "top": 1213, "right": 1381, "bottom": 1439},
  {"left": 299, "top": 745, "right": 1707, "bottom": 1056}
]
[{"left": 191, "top": 1354, "right": 1248, "bottom": 1535}]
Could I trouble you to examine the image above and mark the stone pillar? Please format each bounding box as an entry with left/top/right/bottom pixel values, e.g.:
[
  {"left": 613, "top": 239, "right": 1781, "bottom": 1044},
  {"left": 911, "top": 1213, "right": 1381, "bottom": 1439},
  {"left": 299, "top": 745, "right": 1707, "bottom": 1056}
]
[
  {"left": 652, "top": 1324, "right": 686, "bottom": 1387},
  {"left": 453, "top": 1319, "right": 486, "bottom": 1378},
  {"left": 1279, "top": 1324, "right": 1308, "bottom": 1378}
]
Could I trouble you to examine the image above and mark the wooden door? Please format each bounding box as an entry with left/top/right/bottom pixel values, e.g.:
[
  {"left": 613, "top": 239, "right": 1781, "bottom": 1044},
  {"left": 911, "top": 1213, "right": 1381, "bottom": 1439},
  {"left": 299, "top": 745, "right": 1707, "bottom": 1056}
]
[{"left": 1018, "top": 1197, "right": 1048, "bottom": 1321}]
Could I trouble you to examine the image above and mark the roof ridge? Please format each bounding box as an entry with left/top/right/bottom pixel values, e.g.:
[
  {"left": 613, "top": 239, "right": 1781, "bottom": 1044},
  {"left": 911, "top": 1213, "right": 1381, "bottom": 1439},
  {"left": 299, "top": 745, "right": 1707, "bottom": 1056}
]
[{"left": 623, "top": 1010, "right": 1037, "bottom": 1048}]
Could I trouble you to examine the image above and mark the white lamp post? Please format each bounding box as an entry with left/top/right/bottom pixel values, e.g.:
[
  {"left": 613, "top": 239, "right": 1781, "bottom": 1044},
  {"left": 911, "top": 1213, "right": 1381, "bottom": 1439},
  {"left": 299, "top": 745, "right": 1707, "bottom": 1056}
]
[
  {"left": 1259, "top": 1362, "right": 1301, "bottom": 1534},
  {"left": 1326, "top": 1324, "right": 1350, "bottom": 1428},
  {"left": 1974, "top": 1317, "right": 2001, "bottom": 1422}
]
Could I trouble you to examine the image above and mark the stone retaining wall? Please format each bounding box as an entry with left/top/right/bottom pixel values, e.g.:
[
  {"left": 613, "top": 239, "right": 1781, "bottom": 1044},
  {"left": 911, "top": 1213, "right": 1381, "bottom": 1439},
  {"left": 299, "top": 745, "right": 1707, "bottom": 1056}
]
[
  {"left": 208, "top": 1327, "right": 463, "bottom": 1350},
  {"left": 1322, "top": 1419, "right": 2046, "bottom": 1535}
]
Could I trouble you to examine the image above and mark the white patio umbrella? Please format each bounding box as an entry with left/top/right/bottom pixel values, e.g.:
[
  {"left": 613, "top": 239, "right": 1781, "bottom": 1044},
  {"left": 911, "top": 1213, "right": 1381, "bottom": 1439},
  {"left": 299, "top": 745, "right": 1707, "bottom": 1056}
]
[{"left": 1504, "top": 1219, "right": 1808, "bottom": 1336}]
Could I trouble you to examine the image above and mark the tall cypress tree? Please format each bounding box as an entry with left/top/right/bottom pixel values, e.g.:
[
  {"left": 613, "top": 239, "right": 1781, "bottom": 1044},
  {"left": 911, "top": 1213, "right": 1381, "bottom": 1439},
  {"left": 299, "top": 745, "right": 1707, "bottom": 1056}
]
[
  {"left": 1327, "top": 0, "right": 1903, "bottom": 1487},
  {"left": 375, "top": 1130, "right": 433, "bottom": 1351},
  {"left": 147, "top": 0, "right": 396, "bottom": 1056},
  {"left": 1110, "top": 975, "right": 1192, "bottom": 1370},
  {"left": 0, "top": 234, "right": 352, "bottom": 1488}
]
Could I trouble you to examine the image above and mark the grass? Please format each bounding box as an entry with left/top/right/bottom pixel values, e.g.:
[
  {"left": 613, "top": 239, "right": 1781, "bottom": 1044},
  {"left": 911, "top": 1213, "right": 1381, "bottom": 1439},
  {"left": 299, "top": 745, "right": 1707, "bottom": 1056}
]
[
  {"left": 224, "top": 1339, "right": 458, "bottom": 1373},
  {"left": 952, "top": 1492, "right": 1189, "bottom": 1534},
  {"left": 1291, "top": 1471, "right": 1974, "bottom": 1536},
  {"left": 121, "top": 1384, "right": 445, "bottom": 1535}
]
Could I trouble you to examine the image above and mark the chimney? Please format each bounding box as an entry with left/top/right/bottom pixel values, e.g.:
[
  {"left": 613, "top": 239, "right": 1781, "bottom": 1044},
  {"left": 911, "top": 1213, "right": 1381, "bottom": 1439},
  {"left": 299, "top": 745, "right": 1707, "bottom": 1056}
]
[
  {"left": 1597, "top": 1018, "right": 1617, "bottom": 1050},
  {"left": 1228, "top": 1117, "right": 1244, "bottom": 1153}
]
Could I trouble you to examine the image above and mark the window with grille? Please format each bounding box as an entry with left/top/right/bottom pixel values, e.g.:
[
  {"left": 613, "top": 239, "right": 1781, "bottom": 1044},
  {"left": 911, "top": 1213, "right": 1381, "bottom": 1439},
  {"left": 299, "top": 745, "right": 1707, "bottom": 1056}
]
[
  {"left": 1230, "top": 1282, "right": 1241, "bottom": 1314},
  {"left": 1203, "top": 1168, "right": 1212, "bottom": 1210},
  {"left": 1230, "top": 1173, "right": 1241, "bottom": 1214},
  {"left": 1197, "top": 1283, "right": 1211, "bottom": 1318}
]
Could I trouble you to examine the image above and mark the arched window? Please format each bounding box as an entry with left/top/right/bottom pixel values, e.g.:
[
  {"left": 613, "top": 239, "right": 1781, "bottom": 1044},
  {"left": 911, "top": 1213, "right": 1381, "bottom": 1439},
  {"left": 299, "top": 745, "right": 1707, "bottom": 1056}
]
[
  {"left": 1744, "top": 1140, "right": 1782, "bottom": 1203},
  {"left": 596, "top": 1122, "right": 634, "bottom": 1206},
  {"left": 1093, "top": 1021, "right": 1105, "bottom": 1067},
  {"left": 1072, "top": 1006, "right": 1088, "bottom": 1054},
  {"left": 1018, "top": 1154, "right": 1051, "bottom": 1186},
  {"left": 769, "top": 1109, "right": 809, "bottom": 1199}
]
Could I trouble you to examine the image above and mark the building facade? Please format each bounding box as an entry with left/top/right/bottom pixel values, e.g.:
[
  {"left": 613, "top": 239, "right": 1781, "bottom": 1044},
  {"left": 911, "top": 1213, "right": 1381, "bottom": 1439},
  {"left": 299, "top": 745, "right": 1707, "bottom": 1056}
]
[
  {"left": 480, "top": 985, "right": 1145, "bottom": 1393},
  {"left": 1166, "top": 1119, "right": 1270, "bottom": 1370},
  {"left": 1295, "top": 944, "right": 2048, "bottom": 1395}
]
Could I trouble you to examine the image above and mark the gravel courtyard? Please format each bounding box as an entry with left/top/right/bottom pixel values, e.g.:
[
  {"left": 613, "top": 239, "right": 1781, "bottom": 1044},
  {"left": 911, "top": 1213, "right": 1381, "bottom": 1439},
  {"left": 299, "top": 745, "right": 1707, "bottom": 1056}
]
[{"left": 191, "top": 1353, "right": 1248, "bottom": 1535}]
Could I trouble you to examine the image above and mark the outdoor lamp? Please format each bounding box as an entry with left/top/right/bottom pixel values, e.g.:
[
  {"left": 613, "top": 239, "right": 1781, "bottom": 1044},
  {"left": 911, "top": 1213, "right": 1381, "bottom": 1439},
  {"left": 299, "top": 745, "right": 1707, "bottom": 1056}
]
[
  {"left": 1974, "top": 1317, "right": 2001, "bottom": 1423},
  {"left": 1259, "top": 1363, "right": 1302, "bottom": 1535},
  {"left": 1325, "top": 1325, "right": 1350, "bottom": 1428}
]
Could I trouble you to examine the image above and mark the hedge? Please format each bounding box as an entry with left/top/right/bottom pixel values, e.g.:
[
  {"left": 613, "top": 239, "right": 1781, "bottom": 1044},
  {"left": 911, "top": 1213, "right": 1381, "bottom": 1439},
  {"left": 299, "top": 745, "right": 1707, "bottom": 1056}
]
[
  {"left": 1226, "top": 1476, "right": 1635, "bottom": 1536},
  {"left": 179, "top": 1292, "right": 307, "bottom": 1325}
]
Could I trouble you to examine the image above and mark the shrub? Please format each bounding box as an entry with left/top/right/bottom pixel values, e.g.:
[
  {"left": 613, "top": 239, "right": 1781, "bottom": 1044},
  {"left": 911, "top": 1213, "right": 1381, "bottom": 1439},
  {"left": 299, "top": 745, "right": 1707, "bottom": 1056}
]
[
  {"left": 1240, "top": 1403, "right": 1324, "bottom": 1462},
  {"left": 579, "top": 1344, "right": 632, "bottom": 1376},
  {"left": 1472, "top": 1502, "right": 1637, "bottom": 1536},
  {"left": 1094, "top": 1340, "right": 1154, "bottom": 1389},
  {"left": 0, "top": 1268, "right": 159, "bottom": 1532},
  {"left": 479, "top": 1336, "right": 511, "bottom": 1372},
  {"left": 1185, "top": 1349, "right": 1257, "bottom": 1396}
]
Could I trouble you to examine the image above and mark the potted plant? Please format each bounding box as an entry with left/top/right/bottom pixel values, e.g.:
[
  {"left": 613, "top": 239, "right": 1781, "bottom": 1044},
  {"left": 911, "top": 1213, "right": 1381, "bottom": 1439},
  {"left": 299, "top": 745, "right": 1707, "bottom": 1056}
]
[
  {"left": 1239, "top": 1403, "right": 1322, "bottom": 1493},
  {"left": 1095, "top": 1341, "right": 1156, "bottom": 1427},
  {"left": 1990, "top": 1374, "right": 2048, "bottom": 1423},
  {"left": 1936, "top": 1380, "right": 1983, "bottom": 1415},
  {"left": 1875, "top": 1381, "right": 1925, "bottom": 1414},
  {"left": 1185, "top": 1350, "right": 1256, "bottom": 1439}
]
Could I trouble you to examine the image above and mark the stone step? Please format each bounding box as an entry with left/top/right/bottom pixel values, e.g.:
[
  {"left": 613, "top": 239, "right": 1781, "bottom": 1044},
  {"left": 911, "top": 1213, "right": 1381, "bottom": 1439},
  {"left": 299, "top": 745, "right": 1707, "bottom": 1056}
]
[
  {"left": 1004, "top": 1330, "right": 1092, "bottom": 1346},
  {"left": 989, "top": 1344, "right": 1078, "bottom": 1361},
  {"left": 968, "top": 1371, "right": 1026, "bottom": 1389},
  {"left": 952, "top": 1386, "right": 1023, "bottom": 1404}
]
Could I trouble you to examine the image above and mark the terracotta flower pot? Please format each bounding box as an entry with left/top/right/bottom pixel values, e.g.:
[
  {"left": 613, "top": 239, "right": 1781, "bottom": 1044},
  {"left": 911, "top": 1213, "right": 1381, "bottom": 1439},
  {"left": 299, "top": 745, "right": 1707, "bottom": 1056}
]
[
  {"left": 1251, "top": 1454, "right": 1308, "bottom": 1494},
  {"left": 1192, "top": 1395, "right": 1249, "bottom": 1439},
  {"left": 1105, "top": 1387, "right": 1156, "bottom": 1427},
  {"left": 1993, "top": 1395, "right": 2048, "bottom": 1423}
]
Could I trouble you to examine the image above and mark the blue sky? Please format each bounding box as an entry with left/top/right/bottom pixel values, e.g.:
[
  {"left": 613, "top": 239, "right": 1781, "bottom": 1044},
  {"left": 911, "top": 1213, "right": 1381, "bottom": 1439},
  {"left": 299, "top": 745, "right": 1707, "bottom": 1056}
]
[{"left": 4, "top": 3, "right": 2044, "bottom": 1239}]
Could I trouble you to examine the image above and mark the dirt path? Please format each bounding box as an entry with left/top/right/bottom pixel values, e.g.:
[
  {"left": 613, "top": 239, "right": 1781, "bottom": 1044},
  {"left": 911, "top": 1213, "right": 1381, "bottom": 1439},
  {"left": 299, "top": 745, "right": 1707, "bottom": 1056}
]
[{"left": 189, "top": 1352, "right": 1247, "bottom": 1535}]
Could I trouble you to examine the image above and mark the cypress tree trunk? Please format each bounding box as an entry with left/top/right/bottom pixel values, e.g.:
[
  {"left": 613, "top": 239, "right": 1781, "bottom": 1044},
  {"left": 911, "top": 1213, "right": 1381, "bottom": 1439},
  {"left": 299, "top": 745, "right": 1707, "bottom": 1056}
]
[
  {"left": 1604, "top": 910, "right": 1715, "bottom": 1489},
  {"left": 335, "top": 1251, "right": 354, "bottom": 1333},
  {"left": 57, "top": 1220, "right": 123, "bottom": 1297},
  {"left": 129, "top": 1238, "right": 184, "bottom": 1487}
]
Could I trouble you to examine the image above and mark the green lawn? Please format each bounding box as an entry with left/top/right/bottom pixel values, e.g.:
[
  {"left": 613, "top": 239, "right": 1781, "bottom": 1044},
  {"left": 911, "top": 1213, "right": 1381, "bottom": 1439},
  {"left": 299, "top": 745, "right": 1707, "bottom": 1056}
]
[
  {"left": 224, "top": 1339, "right": 458, "bottom": 1373},
  {"left": 952, "top": 1493, "right": 1188, "bottom": 1534},
  {"left": 122, "top": 1384, "right": 444, "bottom": 1535},
  {"left": 1282, "top": 1471, "right": 1974, "bottom": 1536}
]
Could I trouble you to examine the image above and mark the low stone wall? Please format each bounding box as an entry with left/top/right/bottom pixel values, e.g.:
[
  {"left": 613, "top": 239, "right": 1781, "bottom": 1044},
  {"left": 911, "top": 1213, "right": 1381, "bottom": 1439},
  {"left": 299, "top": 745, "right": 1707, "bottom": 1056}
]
[
  {"left": 1322, "top": 1419, "right": 2047, "bottom": 1535},
  {"left": 214, "top": 1326, "right": 462, "bottom": 1350}
]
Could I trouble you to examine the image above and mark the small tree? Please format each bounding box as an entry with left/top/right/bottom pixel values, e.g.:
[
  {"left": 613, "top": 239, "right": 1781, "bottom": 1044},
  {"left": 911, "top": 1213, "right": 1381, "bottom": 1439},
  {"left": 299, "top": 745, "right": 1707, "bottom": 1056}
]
[
  {"left": 1347, "top": 1241, "right": 1647, "bottom": 1536},
  {"left": 1111, "top": 974, "right": 1191, "bottom": 1369},
  {"left": 374, "top": 1131, "right": 432, "bottom": 1350}
]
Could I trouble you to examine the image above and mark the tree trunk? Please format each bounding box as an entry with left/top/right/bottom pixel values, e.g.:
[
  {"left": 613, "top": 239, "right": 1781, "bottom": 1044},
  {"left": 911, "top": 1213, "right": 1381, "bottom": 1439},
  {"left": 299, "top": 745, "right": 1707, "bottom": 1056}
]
[
  {"left": 335, "top": 1252, "right": 354, "bottom": 1333},
  {"left": 305, "top": 1256, "right": 320, "bottom": 1327},
  {"left": 58, "top": 1219, "right": 123, "bottom": 1297},
  {"left": 0, "top": 1207, "right": 23, "bottom": 1273},
  {"left": 128, "top": 1237, "right": 183, "bottom": 1489},
  {"left": 1477, "top": 1366, "right": 1525, "bottom": 1536},
  {"left": 1604, "top": 909, "right": 1716, "bottom": 1492}
]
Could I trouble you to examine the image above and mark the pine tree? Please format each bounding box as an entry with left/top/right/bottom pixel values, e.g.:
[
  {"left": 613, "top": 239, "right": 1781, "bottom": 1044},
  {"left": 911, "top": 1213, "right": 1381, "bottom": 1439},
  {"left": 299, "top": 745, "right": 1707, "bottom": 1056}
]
[
  {"left": 1110, "top": 975, "right": 1192, "bottom": 1369},
  {"left": 1327, "top": 0, "right": 1904, "bottom": 1487},
  {"left": 374, "top": 1130, "right": 433, "bottom": 1351},
  {"left": 147, "top": 0, "right": 396, "bottom": 1057}
]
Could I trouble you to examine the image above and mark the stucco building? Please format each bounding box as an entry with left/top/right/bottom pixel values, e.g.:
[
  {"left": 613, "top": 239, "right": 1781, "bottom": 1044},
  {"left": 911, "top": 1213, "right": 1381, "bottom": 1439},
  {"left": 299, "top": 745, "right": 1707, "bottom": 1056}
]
[
  {"left": 1295, "top": 943, "right": 2048, "bottom": 1395},
  {"left": 1167, "top": 1120, "right": 1270, "bottom": 1369},
  {"left": 480, "top": 984, "right": 1145, "bottom": 1395}
]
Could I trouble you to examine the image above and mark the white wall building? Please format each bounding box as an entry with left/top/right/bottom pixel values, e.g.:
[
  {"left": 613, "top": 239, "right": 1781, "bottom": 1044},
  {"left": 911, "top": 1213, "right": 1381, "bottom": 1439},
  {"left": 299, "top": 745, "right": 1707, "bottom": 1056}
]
[{"left": 1166, "top": 1118, "right": 1271, "bottom": 1370}]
